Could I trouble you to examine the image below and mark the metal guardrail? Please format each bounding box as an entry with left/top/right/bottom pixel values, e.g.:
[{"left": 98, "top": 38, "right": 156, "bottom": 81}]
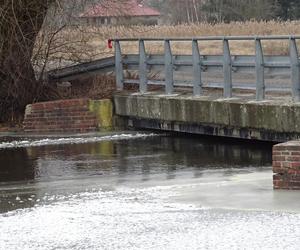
[
  {"left": 113, "top": 36, "right": 300, "bottom": 101},
  {"left": 47, "top": 56, "right": 115, "bottom": 82}
]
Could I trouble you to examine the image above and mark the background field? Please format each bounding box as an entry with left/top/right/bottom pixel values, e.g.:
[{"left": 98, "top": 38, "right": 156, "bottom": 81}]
[{"left": 40, "top": 21, "right": 300, "bottom": 71}]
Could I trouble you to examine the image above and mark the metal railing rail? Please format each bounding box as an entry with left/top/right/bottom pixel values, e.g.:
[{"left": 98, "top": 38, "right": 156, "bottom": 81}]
[
  {"left": 112, "top": 36, "right": 300, "bottom": 101},
  {"left": 47, "top": 56, "right": 115, "bottom": 82}
]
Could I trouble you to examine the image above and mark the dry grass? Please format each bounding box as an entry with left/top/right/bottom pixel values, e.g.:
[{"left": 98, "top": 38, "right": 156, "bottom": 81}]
[
  {"left": 39, "top": 20, "right": 300, "bottom": 71},
  {"left": 70, "top": 75, "right": 117, "bottom": 99},
  {"left": 80, "top": 20, "right": 300, "bottom": 59}
]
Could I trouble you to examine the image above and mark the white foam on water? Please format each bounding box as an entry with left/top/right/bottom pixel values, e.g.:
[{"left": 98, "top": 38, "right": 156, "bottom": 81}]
[
  {"left": 0, "top": 186, "right": 300, "bottom": 250},
  {"left": 0, "top": 133, "right": 158, "bottom": 149}
]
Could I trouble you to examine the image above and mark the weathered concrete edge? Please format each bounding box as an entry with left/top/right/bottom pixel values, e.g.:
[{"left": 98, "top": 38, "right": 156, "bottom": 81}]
[
  {"left": 113, "top": 92, "right": 300, "bottom": 142},
  {"left": 118, "top": 117, "right": 300, "bottom": 142}
]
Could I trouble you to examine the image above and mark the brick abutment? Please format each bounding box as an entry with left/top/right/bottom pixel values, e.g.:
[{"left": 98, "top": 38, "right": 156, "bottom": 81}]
[
  {"left": 23, "top": 99, "right": 99, "bottom": 133},
  {"left": 273, "top": 141, "right": 300, "bottom": 190}
]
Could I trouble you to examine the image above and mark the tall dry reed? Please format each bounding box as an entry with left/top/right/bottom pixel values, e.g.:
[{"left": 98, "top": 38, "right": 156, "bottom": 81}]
[{"left": 44, "top": 21, "right": 300, "bottom": 70}]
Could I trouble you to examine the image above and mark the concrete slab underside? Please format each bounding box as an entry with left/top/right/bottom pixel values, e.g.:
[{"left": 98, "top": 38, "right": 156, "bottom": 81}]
[{"left": 114, "top": 91, "right": 300, "bottom": 142}]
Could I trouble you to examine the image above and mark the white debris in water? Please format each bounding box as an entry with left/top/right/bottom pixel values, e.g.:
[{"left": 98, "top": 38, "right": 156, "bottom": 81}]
[
  {"left": 0, "top": 187, "right": 299, "bottom": 250},
  {"left": 0, "top": 133, "right": 158, "bottom": 149}
]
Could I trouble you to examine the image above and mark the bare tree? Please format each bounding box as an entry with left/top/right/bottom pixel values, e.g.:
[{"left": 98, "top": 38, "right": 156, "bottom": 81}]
[
  {"left": 0, "top": 0, "right": 127, "bottom": 123},
  {"left": 0, "top": 1, "right": 54, "bottom": 122},
  {"left": 147, "top": 0, "right": 278, "bottom": 23}
]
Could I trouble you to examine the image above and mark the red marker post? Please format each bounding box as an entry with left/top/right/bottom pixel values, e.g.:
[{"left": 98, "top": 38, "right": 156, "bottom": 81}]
[{"left": 107, "top": 39, "right": 113, "bottom": 49}]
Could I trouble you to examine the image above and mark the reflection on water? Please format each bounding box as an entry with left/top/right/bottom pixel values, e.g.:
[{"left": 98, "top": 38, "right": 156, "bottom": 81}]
[
  {"left": 0, "top": 134, "right": 272, "bottom": 213},
  {"left": 0, "top": 135, "right": 272, "bottom": 184},
  {"left": 0, "top": 149, "right": 35, "bottom": 182}
]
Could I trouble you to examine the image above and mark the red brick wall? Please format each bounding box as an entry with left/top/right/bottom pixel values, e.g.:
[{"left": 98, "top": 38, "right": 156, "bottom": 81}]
[
  {"left": 23, "top": 99, "right": 98, "bottom": 133},
  {"left": 273, "top": 141, "right": 300, "bottom": 190}
]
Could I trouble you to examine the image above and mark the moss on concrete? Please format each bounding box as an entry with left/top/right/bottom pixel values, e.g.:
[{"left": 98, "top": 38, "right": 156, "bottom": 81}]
[{"left": 89, "top": 99, "right": 113, "bottom": 131}]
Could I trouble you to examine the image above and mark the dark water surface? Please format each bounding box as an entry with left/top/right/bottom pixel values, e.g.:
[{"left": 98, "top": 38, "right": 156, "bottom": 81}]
[
  {"left": 0, "top": 132, "right": 300, "bottom": 250},
  {"left": 0, "top": 132, "right": 272, "bottom": 213}
]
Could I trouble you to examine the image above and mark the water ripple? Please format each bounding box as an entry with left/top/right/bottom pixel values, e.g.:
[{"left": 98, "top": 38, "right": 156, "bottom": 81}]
[{"left": 0, "top": 133, "right": 158, "bottom": 149}]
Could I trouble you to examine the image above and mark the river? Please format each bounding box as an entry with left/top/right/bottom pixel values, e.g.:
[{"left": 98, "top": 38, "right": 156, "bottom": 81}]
[{"left": 0, "top": 132, "right": 300, "bottom": 250}]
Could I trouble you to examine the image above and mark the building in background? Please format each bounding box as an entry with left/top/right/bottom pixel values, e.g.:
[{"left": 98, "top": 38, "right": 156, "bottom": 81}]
[{"left": 79, "top": 0, "right": 161, "bottom": 26}]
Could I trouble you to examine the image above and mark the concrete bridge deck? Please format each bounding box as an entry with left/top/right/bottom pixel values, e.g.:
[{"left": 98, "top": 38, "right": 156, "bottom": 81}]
[{"left": 114, "top": 90, "right": 300, "bottom": 142}]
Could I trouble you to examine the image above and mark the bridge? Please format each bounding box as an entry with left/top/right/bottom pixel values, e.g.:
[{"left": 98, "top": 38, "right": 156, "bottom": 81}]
[
  {"left": 47, "top": 35, "right": 300, "bottom": 190},
  {"left": 106, "top": 36, "right": 300, "bottom": 142}
]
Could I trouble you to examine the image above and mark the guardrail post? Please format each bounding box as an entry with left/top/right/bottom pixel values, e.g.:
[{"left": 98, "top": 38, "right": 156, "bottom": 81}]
[
  {"left": 289, "top": 37, "right": 300, "bottom": 102},
  {"left": 164, "top": 39, "right": 174, "bottom": 94},
  {"left": 223, "top": 39, "right": 232, "bottom": 98},
  {"left": 139, "top": 39, "right": 148, "bottom": 93},
  {"left": 192, "top": 39, "right": 202, "bottom": 96},
  {"left": 255, "top": 39, "right": 265, "bottom": 101},
  {"left": 115, "top": 40, "right": 124, "bottom": 90}
]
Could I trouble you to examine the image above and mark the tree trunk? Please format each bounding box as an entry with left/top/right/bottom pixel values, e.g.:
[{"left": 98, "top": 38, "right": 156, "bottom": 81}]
[
  {"left": 0, "top": 0, "right": 53, "bottom": 122},
  {"left": 193, "top": 0, "right": 199, "bottom": 23}
]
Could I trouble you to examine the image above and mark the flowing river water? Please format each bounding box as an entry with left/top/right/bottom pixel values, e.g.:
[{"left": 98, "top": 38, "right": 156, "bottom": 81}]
[{"left": 0, "top": 131, "right": 300, "bottom": 250}]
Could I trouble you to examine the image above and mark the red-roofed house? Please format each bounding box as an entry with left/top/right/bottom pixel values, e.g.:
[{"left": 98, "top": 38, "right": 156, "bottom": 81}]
[{"left": 80, "top": 0, "right": 161, "bottom": 26}]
